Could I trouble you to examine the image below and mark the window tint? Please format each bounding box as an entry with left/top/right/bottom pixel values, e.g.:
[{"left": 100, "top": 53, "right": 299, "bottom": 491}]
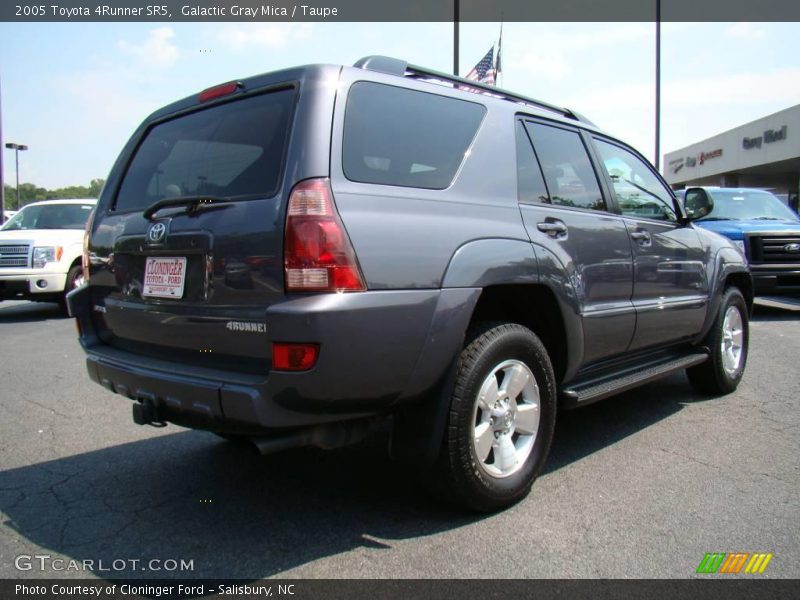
[
  {"left": 2, "top": 203, "right": 94, "bottom": 231},
  {"left": 343, "top": 82, "right": 486, "bottom": 189},
  {"left": 515, "top": 121, "right": 549, "bottom": 204},
  {"left": 115, "top": 88, "right": 295, "bottom": 212},
  {"left": 594, "top": 138, "right": 677, "bottom": 222},
  {"left": 524, "top": 122, "right": 605, "bottom": 211}
]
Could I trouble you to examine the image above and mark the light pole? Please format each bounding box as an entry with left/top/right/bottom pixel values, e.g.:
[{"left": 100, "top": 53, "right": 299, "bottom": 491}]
[
  {"left": 453, "top": 0, "right": 459, "bottom": 76},
  {"left": 5, "top": 142, "right": 28, "bottom": 209},
  {"left": 0, "top": 76, "right": 4, "bottom": 223},
  {"left": 655, "top": 0, "right": 661, "bottom": 171}
]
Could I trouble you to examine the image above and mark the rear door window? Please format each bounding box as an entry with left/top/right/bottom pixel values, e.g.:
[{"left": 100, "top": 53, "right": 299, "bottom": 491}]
[
  {"left": 523, "top": 121, "right": 606, "bottom": 211},
  {"left": 515, "top": 121, "right": 549, "bottom": 204},
  {"left": 115, "top": 88, "right": 295, "bottom": 212},
  {"left": 343, "top": 82, "right": 486, "bottom": 190}
]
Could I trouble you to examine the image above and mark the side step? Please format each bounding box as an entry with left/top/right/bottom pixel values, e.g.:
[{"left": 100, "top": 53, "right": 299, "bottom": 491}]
[{"left": 561, "top": 351, "right": 708, "bottom": 407}]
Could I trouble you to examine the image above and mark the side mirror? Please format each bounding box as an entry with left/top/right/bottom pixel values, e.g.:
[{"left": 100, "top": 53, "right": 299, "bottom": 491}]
[{"left": 683, "top": 187, "right": 713, "bottom": 221}]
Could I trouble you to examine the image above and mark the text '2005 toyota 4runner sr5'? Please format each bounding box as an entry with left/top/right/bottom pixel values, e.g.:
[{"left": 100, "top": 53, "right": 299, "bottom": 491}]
[{"left": 69, "top": 57, "right": 753, "bottom": 511}]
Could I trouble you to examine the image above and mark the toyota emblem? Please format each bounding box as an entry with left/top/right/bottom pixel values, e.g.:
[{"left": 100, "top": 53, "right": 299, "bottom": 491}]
[
  {"left": 785, "top": 242, "right": 800, "bottom": 254},
  {"left": 147, "top": 222, "right": 167, "bottom": 243}
]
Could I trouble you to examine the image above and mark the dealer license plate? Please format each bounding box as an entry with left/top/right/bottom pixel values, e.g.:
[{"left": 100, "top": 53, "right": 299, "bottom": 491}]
[{"left": 143, "top": 256, "right": 187, "bottom": 299}]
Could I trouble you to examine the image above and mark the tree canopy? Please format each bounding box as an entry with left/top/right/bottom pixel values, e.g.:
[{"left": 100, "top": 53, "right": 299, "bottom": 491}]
[{"left": 2, "top": 179, "right": 105, "bottom": 210}]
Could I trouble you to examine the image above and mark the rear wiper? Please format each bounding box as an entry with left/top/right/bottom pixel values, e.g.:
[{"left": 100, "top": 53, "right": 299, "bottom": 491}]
[{"left": 143, "top": 195, "right": 231, "bottom": 220}]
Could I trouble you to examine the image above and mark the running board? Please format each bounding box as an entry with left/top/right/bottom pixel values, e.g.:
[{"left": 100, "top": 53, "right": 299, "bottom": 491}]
[{"left": 561, "top": 351, "right": 708, "bottom": 407}]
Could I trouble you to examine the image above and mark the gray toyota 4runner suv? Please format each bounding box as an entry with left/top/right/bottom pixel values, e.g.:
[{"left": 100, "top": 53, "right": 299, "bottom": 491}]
[{"left": 70, "top": 57, "right": 752, "bottom": 511}]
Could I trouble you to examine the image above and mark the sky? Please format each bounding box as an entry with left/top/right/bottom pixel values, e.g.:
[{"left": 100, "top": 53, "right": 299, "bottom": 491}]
[{"left": 0, "top": 21, "right": 798, "bottom": 189}]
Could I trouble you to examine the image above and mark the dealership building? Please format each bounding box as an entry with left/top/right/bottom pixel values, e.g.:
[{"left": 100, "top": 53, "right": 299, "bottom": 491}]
[{"left": 663, "top": 104, "right": 799, "bottom": 207}]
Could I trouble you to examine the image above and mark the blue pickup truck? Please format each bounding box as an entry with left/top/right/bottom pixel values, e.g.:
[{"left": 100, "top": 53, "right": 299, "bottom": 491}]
[{"left": 681, "top": 187, "right": 800, "bottom": 296}]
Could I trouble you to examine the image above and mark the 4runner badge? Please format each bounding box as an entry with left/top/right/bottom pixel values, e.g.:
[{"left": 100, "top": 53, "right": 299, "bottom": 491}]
[
  {"left": 226, "top": 321, "right": 266, "bottom": 333},
  {"left": 147, "top": 222, "right": 167, "bottom": 243}
]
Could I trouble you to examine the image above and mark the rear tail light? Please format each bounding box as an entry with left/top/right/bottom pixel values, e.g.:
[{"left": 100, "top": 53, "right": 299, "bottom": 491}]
[
  {"left": 272, "top": 343, "right": 319, "bottom": 371},
  {"left": 82, "top": 209, "right": 96, "bottom": 281},
  {"left": 284, "top": 178, "right": 366, "bottom": 292}
]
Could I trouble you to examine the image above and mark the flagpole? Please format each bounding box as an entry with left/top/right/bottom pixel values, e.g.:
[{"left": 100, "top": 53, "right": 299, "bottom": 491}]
[
  {"left": 655, "top": 0, "right": 661, "bottom": 170},
  {"left": 453, "top": 0, "right": 459, "bottom": 76},
  {"left": 497, "top": 18, "right": 503, "bottom": 87}
]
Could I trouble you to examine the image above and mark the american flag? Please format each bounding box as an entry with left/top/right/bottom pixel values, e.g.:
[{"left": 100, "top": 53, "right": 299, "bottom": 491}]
[{"left": 465, "top": 46, "right": 496, "bottom": 85}]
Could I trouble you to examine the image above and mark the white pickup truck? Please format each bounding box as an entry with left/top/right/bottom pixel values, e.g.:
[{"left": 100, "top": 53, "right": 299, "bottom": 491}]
[{"left": 0, "top": 199, "right": 96, "bottom": 312}]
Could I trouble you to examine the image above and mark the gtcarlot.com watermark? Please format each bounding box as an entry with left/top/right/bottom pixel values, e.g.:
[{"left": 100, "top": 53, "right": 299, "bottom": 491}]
[{"left": 14, "top": 554, "right": 194, "bottom": 573}]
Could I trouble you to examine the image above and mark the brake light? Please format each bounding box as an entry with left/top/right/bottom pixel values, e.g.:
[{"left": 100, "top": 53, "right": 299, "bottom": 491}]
[
  {"left": 198, "top": 81, "right": 241, "bottom": 103},
  {"left": 284, "top": 178, "right": 366, "bottom": 292},
  {"left": 272, "top": 343, "right": 319, "bottom": 371},
  {"left": 82, "top": 209, "right": 95, "bottom": 281}
]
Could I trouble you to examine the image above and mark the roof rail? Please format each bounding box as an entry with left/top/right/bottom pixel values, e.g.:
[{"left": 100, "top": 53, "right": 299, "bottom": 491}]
[{"left": 353, "top": 55, "right": 593, "bottom": 126}]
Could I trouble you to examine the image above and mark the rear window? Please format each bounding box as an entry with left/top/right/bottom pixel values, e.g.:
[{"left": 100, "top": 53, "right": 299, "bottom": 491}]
[
  {"left": 343, "top": 82, "right": 486, "bottom": 190},
  {"left": 115, "top": 88, "right": 295, "bottom": 212}
]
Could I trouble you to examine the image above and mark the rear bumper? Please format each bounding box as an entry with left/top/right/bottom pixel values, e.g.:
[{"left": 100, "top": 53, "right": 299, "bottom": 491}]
[
  {"left": 750, "top": 265, "right": 800, "bottom": 296},
  {"left": 69, "top": 284, "right": 480, "bottom": 432},
  {"left": 0, "top": 271, "right": 68, "bottom": 299},
  {"left": 83, "top": 345, "right": 373, "bottom": 431}
]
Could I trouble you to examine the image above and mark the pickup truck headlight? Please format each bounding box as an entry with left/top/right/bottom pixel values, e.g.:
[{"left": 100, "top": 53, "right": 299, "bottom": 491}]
[
  {"left": 732, "top": 240, "right": 746, "bottom": 256},
  {"left": 32, "top": 246, "right": 63, "bottom": 268}
]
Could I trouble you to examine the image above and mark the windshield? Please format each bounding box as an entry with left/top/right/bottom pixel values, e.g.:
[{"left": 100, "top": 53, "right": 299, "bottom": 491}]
[
  {"left": 1, "top": 203, "right": 95, "bottom": 231},
  {"left": 700, "top": 190, "right": 800, "bottom": 222}
]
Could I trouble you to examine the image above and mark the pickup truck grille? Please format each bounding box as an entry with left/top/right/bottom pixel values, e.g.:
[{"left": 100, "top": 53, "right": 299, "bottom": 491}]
[
  {"left": 0, "top": 244, "right": 31, "bottom": 268},
  {"left": 748, "top": 236, "right": 800, "bottom": 264}
]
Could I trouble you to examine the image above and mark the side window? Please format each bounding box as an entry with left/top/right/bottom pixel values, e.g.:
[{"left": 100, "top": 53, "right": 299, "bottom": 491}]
[
  {"left": 524, "top": 122, "right": 606, "bottom": 211},
  {"left": 515, "top": 120, "right": 549, "bottom": 204},
  {"left": 594, "top": 138, "right": 677, "bottom": 222},
  {"left": 342, "top": 82, "right": 486, "bottom": 190}
]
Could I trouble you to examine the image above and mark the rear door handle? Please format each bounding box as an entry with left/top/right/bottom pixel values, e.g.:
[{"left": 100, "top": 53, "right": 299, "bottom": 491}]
[
  {"left": 537, "top": 221, "right": 568, "bottom": 237},
  {"left": 630, "top": 230, "right": 652, "bottom": 246}
]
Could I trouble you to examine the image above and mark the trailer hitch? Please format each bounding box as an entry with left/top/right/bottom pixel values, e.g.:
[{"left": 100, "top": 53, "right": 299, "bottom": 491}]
[{"left": 132, "top": 394, "right": 168, "bottom": 428}]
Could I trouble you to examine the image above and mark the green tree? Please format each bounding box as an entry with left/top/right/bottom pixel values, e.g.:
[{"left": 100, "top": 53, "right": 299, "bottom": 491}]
[
  {"left": 88, "top": 178, "right": 105, "bottom": 197},
  {"left": 3, "top": 179, "right": 105, "bottom": 210}
]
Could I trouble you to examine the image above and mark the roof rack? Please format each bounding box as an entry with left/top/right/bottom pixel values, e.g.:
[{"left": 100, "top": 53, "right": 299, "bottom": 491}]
[{"left": 352, "top": 55, "right": 594, "bottom": 126}]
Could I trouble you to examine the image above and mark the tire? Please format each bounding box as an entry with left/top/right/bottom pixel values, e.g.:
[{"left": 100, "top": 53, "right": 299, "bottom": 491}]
[
  {"left": 687, "top": 287, "right": 748, "bottom": 395},
  {"left": 432, "top": 322, "right": 557, "bottom": 512},
  {"left": 59, "top": 264, "right": 85, "bottom": 315}
]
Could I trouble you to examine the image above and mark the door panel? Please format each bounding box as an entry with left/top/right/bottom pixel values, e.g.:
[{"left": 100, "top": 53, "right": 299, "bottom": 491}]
[
  {"left": 589, "top": 136, "right": 709, "bottom": 350},
  {"left": 520, "top": 205, "right": 635, "bottom": 363},
  {"left": 516, "top": 119, "right": 634, "bottom": 365},
  {"left": 625, "top": 218, "right": 708, "bottom": 350}
]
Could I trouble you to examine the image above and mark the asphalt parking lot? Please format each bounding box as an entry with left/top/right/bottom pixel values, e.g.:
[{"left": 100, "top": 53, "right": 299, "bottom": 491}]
[{"left": 0, "top": 298, "right": 798, "bottom": 579}]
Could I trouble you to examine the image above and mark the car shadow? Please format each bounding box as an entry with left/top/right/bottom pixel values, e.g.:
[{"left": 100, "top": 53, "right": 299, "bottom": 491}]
[
  {"left": 751, "top": 301, "right": 800, "bottom": 322},
  {"left": 0, "top": 428, "right": 474, "bottom": 581},
  {"left": 546, "top": 372, "right": 688, "bottom": 472},
  {"left": 0, "top": 301, "right": 65, "bottom": 322},
  {"left": 0, "top": 376, "right": 693, "bottom": 582}
]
